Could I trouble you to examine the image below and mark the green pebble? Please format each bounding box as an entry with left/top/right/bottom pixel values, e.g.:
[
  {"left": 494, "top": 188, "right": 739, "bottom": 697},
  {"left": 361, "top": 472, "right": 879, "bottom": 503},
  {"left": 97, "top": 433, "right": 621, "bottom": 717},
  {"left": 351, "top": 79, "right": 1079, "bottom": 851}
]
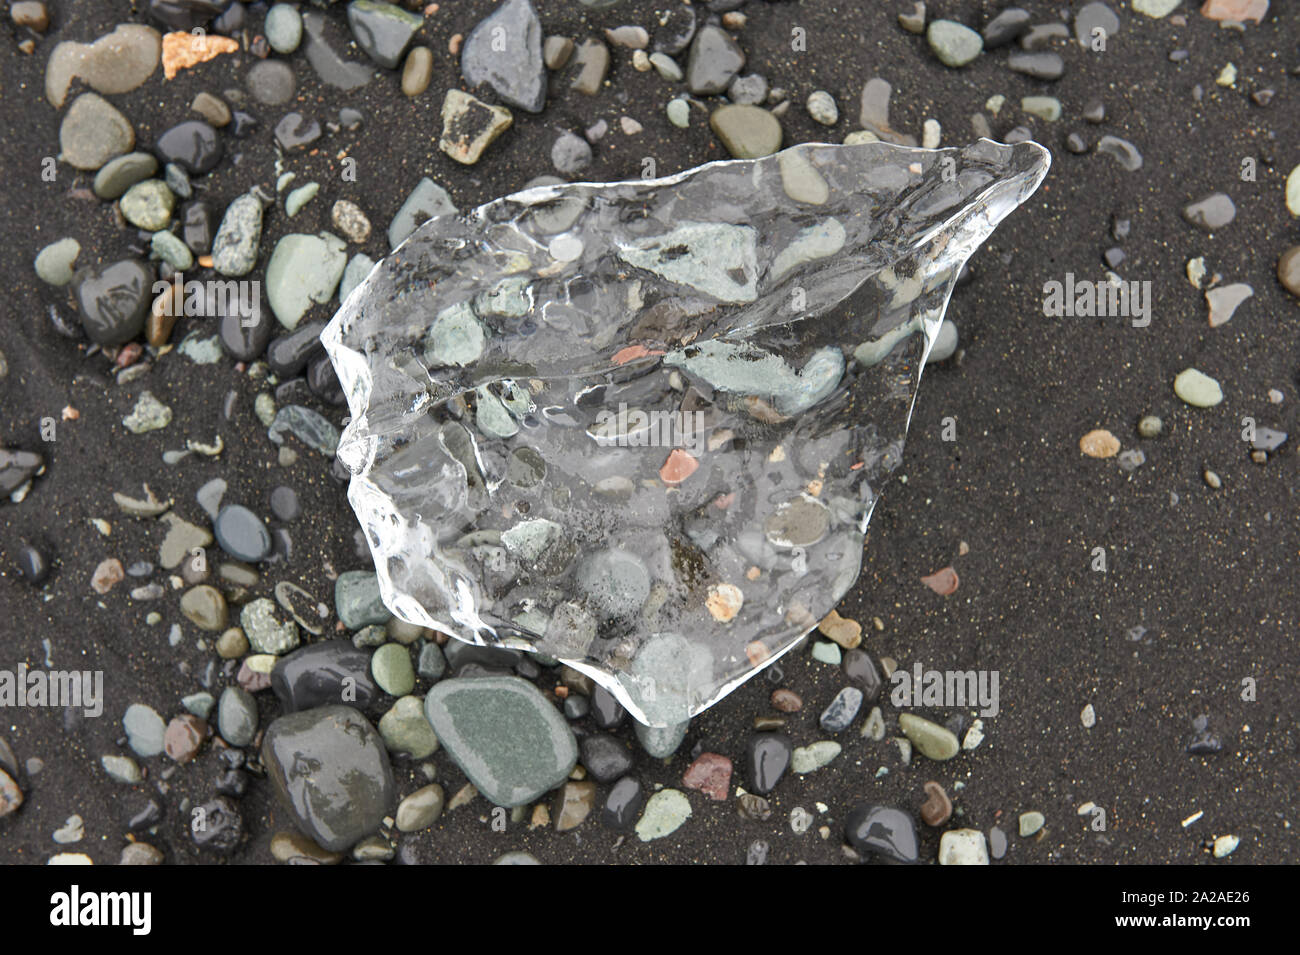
[
  {"left": 34, "top": 238, "right": 81, "bottom": 286},
  {"left": 396, "top": 783, "right": 445, "bottom": 831},
  {"left": 378, "top": 695, "right": 439, "bottom": 758},
  {"left": 635, "top": 788, "right": 692, "bottom": 841},
  {"left": 709, "top": 104, "right": 783, "bottom": 159},
  {"left": 1022, "top": 96, "right": 1061, "bottom": 121},
  {"left": 1173, "top": 368, "right": 1223, "bottom": 407},
  {"left": 371, "top": 643, "right": 416, "bottom": 696},
  {"left": 120, "top": 180, "right": 175, "bottom": 231},
  {"left": 666, "top": 98, "right": 690, "bottom": 128},
  {"left": 285, "top": 182, "right": 319, "bottom": 217},
  {"left": 254, "top": 392, "right": 277, "bottom": 428},
  {"left": 791, "top": 740, "right": 841, "bottom": 773},
  {"left": 811, "top": 641, "right": 842, "bottom": 665},
  {"left": 1137, "top": 415, "right": 1163, "bottom": 438},
  {"left": 265, "top": 3, "right": 303, "bottom": 54},
  {"left": 898, "top": 713, "right": 960, "bottom": 760},
  {"left": 1019, "top": 811, "right": 1046, "bottom": 837},
  {"left": 927, "top": 20, "right": 984, "bottom": 68},
  {"left": 151, "top": 230, "right": 194, "bottom": 270}
]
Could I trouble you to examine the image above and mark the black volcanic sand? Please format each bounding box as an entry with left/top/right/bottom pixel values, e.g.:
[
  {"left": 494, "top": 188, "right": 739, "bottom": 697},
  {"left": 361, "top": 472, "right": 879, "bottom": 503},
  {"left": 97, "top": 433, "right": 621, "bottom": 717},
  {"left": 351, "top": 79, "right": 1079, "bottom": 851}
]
[{"left": 0, "top": 0, "right": 1297, "bottom": 864}]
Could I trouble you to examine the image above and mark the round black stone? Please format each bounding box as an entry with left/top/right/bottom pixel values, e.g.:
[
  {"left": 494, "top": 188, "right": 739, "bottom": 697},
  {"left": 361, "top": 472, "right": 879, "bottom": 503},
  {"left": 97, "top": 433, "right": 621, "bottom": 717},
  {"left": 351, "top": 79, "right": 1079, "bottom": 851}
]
[{"left": 155, "top": 120, "right": 223, "bottom": 175}]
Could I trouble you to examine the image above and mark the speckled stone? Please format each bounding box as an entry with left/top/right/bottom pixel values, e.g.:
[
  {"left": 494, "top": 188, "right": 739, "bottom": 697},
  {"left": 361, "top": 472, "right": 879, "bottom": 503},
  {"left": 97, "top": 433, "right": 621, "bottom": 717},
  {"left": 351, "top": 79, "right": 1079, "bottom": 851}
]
[{"left": 423, "top": 676, "right": 577, "bottom": 807}]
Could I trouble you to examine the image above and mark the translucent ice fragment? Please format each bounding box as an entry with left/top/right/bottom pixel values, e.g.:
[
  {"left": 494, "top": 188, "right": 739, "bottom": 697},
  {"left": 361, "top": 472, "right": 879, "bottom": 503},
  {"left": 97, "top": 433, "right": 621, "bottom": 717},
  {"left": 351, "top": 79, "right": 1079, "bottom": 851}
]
[{"left": 323, "top": 139, "right": 1049, "bottom": 724}]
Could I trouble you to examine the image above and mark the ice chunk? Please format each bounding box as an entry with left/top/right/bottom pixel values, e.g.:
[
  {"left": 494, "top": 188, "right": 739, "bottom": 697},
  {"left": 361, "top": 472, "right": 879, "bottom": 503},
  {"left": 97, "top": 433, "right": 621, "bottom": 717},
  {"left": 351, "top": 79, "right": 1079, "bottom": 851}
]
[{"left": 322, "top": 139, "right": 1049, "bottom": 725}]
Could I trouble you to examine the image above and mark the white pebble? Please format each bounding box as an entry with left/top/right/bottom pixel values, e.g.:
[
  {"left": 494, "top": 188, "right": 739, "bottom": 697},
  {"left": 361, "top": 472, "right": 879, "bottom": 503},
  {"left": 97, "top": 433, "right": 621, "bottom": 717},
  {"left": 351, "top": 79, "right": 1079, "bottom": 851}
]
[{"left": 922, "top": 118, "right": 941, "bottom": 149}]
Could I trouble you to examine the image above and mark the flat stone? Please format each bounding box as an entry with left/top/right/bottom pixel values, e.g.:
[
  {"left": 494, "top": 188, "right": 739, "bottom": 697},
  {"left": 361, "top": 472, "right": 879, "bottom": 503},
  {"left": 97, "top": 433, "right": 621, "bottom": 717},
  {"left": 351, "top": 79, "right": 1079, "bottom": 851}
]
[
  {"left": 568, "top": 38, "right": 609, "bottom": 95},
  {"left": 180, "top": 584, "right": 227, "bottom": 630},
  {"left": 983, "top": 7, "right": 1031, "bottom": 47},
  {"left": 45, "top": 24, "right": 161, "bottom": 108},
  {"left": 634, "top": 788, "right": 691, "bottom": 841},
  {"left": 123, "top": 703, "right": 166, "bottom": 757},
  {"left": 1096, "top": 135, "right": 1143, "bottom": 171},
  {"left": 1007, "top": 50, "right": 1065, "bottom": 80},
  {"left": 389, "top": 177, "right": 457, "bottom": 248},
  {"left": 371, "top": 643, "right": 415, "bottom": 696},
  {"left": 819, "top": 686, "right": 863, "bottom": 732},
  {"left": 265, "top": 233, "right": 348, "bottom": 328},
  {"left": 217, "top": 686, "right": 257, "bottom": 746},
  {"left": 1205, "top": 282, "right": 1253, "bottom": 327},
  {"left": 1133, "top": 0, "right": 1181, "bottom": 15},
  {"left": 791, "top": 740, "right": 841, "bottom": 773},
  {"left": 268, "top": 404, "right": 339, "bottom": 455},
  {"left": 601, "top": 776, "right": 644, "bottom": 829},
  {"left": 939, "top": 828, "right": 990, "bottom": 864},
  {"left": 378, "top": 695, "right": 439, "bottom": 757},
  {"left": 157, "top": 512, "right": 212, "bottom": 569},
  {"left": 845, "top": 804, "right": 918, "bottom": 863},
  {"left": 423, "top": 676, "right": 577, "bottom": 806},
  {"left": 552, "top": 130, "right": 592, "bottom": 175},
  {"left": 686, "top": 24, "right": 744, "bottom": 94},
  {"left": 1277, "top": 246, "right": 1300, "bottom": 298},
  {"left": 34, "top": 238, "right": 81, "bottom": 287},
  {"left": 335, "top": 570, "right": 391, "bottom": 629},
  {"left": 274, "top": 111, "right": 321, "bottom": 150},
  {"left": 301, "top": 9, "right": 371, "bottom": 90},
  {"left": 347, "top": 0, "right": 424, "bottom": 70},
  {"left": 1074, "top": 2, "right": 1120, "bottom": 46},
  {"left": 461, "top": 0, "right": 546, "bottom": 112},
  {"left": 806, "top": 90, "right": 838, "bottom": 126},
  {"left": 266, "top": 3, "right": 304, "bottom": 54},
  {"left": 262, "top": 705, "right": 395, "bottom": 852},
  {"left": 401, "top": 45, "right": 433, "bottom": 96},
  {"left": 899, "top": 713, "right": 960, "bottom": 760},
  {"left": 59, "top": 92, "right": 133, "bottom": 170},
  {"left": 396, "top": 783, "right": 444, "bottom": 831},
  {"left": 1183, "top": 192, "right": 1236, "bottom": 230},
  {"left": 213, "top": 505, "right": 272, "bottom": 562},
  {"left": 927, "top": 20, "right": 983, "bottom": 67},
  {"left": 154, "top": 120, "right": 222, "bottom": 175},
  {"left": 93, "top": 152, "right": 158, "bottom": 199},
  {"left": 552, "top": 780, "right": 597, "bottom": 831},
  {"left": 746, "top": 733, "right": 792, "bottom": 793},
  {"left": 73, "top": 259, "right": 153, "bottom": 345},
  {"left": 248, "top": 60, "right": 296, "bottom": 105},
  {"left": 1174, "top": 367, "right": 1223, "bottom": 407}
]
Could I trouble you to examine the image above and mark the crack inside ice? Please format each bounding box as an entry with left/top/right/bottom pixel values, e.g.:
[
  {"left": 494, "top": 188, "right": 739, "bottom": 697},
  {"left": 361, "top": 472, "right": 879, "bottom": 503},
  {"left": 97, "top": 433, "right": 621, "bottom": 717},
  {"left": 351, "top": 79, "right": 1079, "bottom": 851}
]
[{"left": 322, "top": 139, "right": 1049, "bottom": 725}]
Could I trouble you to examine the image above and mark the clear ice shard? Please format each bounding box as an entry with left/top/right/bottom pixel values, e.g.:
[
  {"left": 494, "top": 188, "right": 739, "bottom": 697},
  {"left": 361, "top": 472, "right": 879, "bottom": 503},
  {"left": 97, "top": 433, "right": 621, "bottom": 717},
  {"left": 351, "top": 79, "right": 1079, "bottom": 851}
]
[{"left": 322, "top": 139, "right": 1050, "bottom": 725}]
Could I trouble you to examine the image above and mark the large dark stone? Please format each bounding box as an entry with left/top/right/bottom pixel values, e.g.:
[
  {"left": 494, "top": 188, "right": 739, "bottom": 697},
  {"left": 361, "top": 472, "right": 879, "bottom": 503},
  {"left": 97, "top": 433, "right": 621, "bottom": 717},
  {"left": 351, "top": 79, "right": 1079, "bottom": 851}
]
[
  {"left": 155, "top": 120, "right": 224, "bottom": 175},
  {"left": 271, "top": 641, "right": 378, "bottom": 712},
  {"left": 71, "top": 259, "right": 153, "bottom": 345},
  {"left": 845, "top": 804, "right": 919, "bottom": 863},
  {"left": 746, "top": 733, "right": 792, "bottom": 794},
  {"left": 262, "top": 705, "right": 395, "bottom": 852}
]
